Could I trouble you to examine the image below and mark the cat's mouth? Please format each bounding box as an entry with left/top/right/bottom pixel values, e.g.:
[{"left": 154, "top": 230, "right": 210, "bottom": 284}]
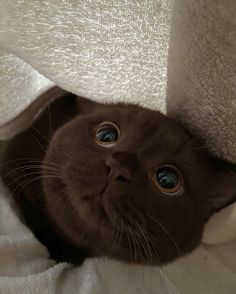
[{"left": 76, "top": 183, "right": 125, "bottom": 229}]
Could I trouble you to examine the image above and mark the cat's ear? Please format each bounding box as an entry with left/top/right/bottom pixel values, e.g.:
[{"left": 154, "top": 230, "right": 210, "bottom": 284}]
[
  {"left": 76, "top": 96, "right": 101, "bottom": 114},
  {"left": 208, "top": 157, "right": 236, "bottom": 212}
]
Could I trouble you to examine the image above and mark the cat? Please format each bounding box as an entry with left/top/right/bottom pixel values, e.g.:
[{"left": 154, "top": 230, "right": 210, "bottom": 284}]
[{"left": 1, "top": 93, "right": 236, "bottom": 265}]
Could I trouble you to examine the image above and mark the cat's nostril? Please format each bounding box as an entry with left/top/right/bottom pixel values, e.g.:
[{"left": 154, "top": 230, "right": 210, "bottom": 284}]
[
  {"left": 116, "top": 175, "right": 127, "bottom": 182},
  {"left": 106, "top": 165, "right": 111, "bottom": 175},
  {"left": 111, "top": 168, "right": 131, "bottom": 182}
]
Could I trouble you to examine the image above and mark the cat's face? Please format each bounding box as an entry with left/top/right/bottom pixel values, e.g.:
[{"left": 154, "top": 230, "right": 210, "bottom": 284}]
[{"left": 43, "top": 99, "right": 236, "bottom": 265}]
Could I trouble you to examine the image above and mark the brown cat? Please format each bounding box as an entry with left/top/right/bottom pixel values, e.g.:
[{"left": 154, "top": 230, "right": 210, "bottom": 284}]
[{"left": 1, "top": 93, "right": 236, "bottom": 265}]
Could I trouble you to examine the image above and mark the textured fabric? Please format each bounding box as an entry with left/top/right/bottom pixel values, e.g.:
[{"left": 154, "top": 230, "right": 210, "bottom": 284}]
[
  {"left": 0, "top": 0, "right": 236, "bottom": 293},
  {"left": 0, "top": 52, "right": 54, "bottom": 127},
  {"left": 0, "top": 0, "right": 171, "bottom": 128},
  {"left": 167, "top": 0, "right": 236, "bottom": 162}
]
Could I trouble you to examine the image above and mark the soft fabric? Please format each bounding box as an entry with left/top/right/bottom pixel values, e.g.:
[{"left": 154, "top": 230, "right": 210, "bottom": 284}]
[
  {"left": 0, "top": 0, "right": 235, "bottom": 293},
  {"left": 203, "top": 203, "right": 236, "bottom": 245},
  {"left": 0, "top": 0, "right": 171, "bottom": 131},
  {"left": 167, "top": 0, "right": 236, "bottom": 163}
]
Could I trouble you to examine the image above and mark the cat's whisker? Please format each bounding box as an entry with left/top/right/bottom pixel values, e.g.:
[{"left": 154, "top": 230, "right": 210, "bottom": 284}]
[
  {"left": 128, "top": 226, "right": 138, "bottom": 264},
  {"left": 32, "top": 125, "right": 52, "bottom": 145},
  {"left": 138, "top": 232, "right": 150, "bottom": 263},
  {"left": 10, "top": 174, "right": 60, "bottom": 195},
  {"left": 111, "top": 219, "right": 120, "bottom": 249},
  {"left": 125, "top": 216, "right": 144, "bottom": 263},
  {"left": 42, "top": 186, "right": 68, "bottom": 215},
  {"left": 62, "top": 189, "right": 75, "bottom": 212},
  {"left": 135, "top": 221, "right": 154, "bottom": 263},
  {"left": 136, "top": 222, "right": 152, "bottom": 254},
  {"left": 3, "top": 165, "right": 42, "bottom": 177},
  {"left": 132, "top": 219, "right": 168, "bottom": 293},
  {"left": 55, "top": 188, "right": 74, "bottom": 220},
  {"left": 125, "top": 230, "right": 133, "bottom": 264},
  {"left": 17, "top": 175, "right": 60, "bottom": 190},
  {"left": 0, "top": 157, "right": 61, "bottom": 170},
  {"left": 32, "top": 134, "right": 48, "bottom": 153},
  {"left": 48, "top": 104, "right": 54, "bottom": 137},
  {"left": 111, "top": 216, "right": 126, "bottom": 253},
  {"left": 55, "top": 187, "right": 70, "bottom": 203},
  {"left": 3, "top": 164, "right": 62, "bottom": 178},
  {"left": 132, "top": 222, "right": 149, "bottom": 263},
  {"left": 55, "top": 142, "right": 77, "bottom": 163},
  {"left": 118, "top": 218, "right": 124, "bottom": 249},
  {"left": 139, "top": 225, "right": 167, "bottom": 293},
  {"left": 6, "top": 170, "right": 61, "bottom": 188},
  {"left": 32, "top": 124, "right": 76, "bottom": 162},
  {"left": 145, "top": 212, "right": 182, "bottom": 258}
]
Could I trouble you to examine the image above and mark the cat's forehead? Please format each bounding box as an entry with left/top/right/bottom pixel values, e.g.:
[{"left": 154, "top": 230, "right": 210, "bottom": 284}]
[
  {"left": 87, "top": 103, "right": 194, "bottom": 152},
  {"left": 90, "top": 103, "right": 165, "bottom": 125},
  {"left": 93, "top": 104, "right": 189, "bottom": 136}
]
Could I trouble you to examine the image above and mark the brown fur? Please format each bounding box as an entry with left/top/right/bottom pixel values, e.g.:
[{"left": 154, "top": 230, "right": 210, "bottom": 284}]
[{"left": 1, "top": 93, "right": 236, "bottom": 265}]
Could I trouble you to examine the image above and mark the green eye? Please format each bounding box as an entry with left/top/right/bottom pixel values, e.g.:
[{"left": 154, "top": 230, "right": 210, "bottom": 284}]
[
  {"left": 95, "top": 122, "right": 120, "bottom": 147},
  {"left": 154, "top": 165, "right": 184, "bottom": 196}
]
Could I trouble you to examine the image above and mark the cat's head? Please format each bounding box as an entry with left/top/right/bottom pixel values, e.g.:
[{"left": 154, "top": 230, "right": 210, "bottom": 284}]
[{"left": 43, "top": 98, "right": 236, "bottom": 265}]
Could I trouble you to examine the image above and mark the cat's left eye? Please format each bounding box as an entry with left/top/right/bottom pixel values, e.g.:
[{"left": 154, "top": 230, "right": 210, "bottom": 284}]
[{"left": 94, "top": 122, "right": 120, "bottom": 148}]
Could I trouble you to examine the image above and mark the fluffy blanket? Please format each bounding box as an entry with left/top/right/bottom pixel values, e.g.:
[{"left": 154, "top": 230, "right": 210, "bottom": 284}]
[{"left": 0, "top": 0, "right": 235, "bottom": 293}]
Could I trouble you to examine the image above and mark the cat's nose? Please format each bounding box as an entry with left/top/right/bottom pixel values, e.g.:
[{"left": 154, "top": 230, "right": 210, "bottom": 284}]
[
  {"left": 106, "top": 152, "right": 136, "bottom": 182},
  {"left": 107, "top": 165, "right": 131, "bottom": 182}
]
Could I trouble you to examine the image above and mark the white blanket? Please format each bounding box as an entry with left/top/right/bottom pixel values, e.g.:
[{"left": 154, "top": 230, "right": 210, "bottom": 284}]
[{"left": 0, "top": 0, "right": 236, "bottom": 293}]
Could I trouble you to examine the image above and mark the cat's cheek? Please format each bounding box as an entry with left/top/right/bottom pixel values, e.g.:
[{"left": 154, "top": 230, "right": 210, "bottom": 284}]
[{"left": 42, "top": 176, "right": 100, "bottom": 248}]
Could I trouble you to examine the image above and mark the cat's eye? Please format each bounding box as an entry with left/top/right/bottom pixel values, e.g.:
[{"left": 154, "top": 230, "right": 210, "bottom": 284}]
[
  {"left": 153, "top": 165, "right": 184, "bottom": 196},
  {"left": 94, "top": 122, "right": 120, "bottom": 148}
]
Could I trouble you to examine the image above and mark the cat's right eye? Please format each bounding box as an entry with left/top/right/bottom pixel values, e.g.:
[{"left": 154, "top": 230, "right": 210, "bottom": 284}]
[
  {"left": 153, "top": 165, "right": 184, "bottom": 196},
  {"left": 94, "top": 122, "right": 120, "bottom": 148}
]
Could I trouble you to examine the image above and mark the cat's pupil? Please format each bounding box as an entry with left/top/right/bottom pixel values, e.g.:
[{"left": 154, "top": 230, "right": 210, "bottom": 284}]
[
  {"left": 156, "top": 168, "right": 178, "bottom": 189},
  {"left": 96, "top": 128, "right": 118, "bottom": 143}
]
